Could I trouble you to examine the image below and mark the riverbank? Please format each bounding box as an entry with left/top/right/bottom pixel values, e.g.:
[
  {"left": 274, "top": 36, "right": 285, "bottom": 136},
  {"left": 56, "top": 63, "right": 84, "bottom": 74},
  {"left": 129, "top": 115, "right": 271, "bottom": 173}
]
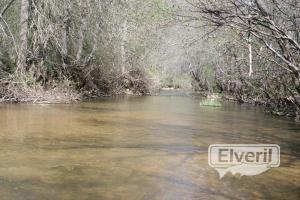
[
  {"left": 0, "top": 84, "right": 80, "bottom": 104},
  {"left": 220, "top": 93, "right": 300, "bottom": 119},
  {"left": 0, "top": 83, "right": 152, "bottom": 104},
  {"left": 0, "top": 68, "right": 153, "bottom": 104},
  {"left": 1, "top": 84, "right": 299, "bottom": 121}
]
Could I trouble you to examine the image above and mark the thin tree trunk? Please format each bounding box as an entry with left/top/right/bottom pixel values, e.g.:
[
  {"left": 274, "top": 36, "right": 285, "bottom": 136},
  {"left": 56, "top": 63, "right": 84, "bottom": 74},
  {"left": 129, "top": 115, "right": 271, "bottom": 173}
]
[
  {"left": 76, "top": 0, "right": 88, "bottom": 61},
  {"left": 120, "top": 19, "right": 127, "bottom": 74},
  {"left": 120, "top": 0, "right": 128, "bottom": 74},
  {"left": 17, "top": 0, "right": 29, "bottom": 74},
  {"left": 249, "top": 33, "right": 253, "bottom": 77},
  {"left": 248, "top": 17, "right": 253, "bottom": 77},
  {"left": 76, "top": 21, "right": 85, "bottom": 61},
  {"left": 62, "top": 7, "right": 70, "bottom": 67}
]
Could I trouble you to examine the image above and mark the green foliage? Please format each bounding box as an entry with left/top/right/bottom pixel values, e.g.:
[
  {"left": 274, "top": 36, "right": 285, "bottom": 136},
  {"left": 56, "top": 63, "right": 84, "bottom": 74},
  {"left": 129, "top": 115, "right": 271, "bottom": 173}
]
[
  {"left": 199, "top": 99, "right": 221, "bottom": 107},
  {"left": 129, "top": 0, "right": 171, "bottom": 26},
  {"left": 202, "top": 64, "right": 214, "bottom": 79}
]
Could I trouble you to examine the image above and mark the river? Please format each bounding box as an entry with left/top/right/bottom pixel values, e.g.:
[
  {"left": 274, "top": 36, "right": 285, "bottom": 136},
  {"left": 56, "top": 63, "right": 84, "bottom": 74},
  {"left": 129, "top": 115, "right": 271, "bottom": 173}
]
[{"left": 0, "top": 94, "right": 299, "bottom": 199}]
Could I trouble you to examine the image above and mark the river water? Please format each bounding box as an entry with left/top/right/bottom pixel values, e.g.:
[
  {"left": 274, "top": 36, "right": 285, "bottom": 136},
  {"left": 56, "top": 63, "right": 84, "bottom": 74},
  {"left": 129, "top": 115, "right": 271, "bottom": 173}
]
[{"left": 0, "top": 95, "right": 299, "bottom": 199}]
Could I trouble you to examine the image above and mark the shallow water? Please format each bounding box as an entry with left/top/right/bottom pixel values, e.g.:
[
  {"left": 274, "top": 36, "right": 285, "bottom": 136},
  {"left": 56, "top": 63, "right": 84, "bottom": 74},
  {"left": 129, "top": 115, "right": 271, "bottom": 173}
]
[{"left": 0, "top": 95, "right": 299, "bottom": 200}]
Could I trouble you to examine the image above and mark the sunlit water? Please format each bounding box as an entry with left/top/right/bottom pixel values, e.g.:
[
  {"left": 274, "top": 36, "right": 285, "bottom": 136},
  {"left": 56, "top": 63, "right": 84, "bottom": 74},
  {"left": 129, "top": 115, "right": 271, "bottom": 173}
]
[{"left": 0, "top": 94, "right": 299, "bottom": 200}]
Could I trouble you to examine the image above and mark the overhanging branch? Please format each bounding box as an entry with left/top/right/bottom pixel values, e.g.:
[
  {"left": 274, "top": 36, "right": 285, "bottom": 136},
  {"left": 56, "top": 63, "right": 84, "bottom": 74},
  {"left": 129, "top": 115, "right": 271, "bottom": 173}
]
[{"left": 0, "top": 0, "right": 17, "bottom": 17}]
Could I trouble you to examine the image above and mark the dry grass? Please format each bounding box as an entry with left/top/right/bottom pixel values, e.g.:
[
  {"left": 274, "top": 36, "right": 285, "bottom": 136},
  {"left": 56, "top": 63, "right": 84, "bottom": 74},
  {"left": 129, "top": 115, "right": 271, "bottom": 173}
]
[{"left": 0, "top": 81, "right": 81, "bottom": 104}]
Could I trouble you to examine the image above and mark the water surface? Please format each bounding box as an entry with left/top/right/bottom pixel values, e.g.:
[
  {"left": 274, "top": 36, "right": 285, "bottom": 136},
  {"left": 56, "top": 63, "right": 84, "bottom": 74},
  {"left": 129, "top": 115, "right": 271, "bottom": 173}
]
[{"left": 0, "top": 95, "right": 299, "bottom": 199}]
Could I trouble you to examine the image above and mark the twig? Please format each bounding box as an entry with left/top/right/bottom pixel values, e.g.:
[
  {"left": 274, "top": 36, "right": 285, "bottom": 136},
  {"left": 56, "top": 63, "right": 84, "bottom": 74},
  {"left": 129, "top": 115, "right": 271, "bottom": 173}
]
[{"left": 0, "top": 0, "right": 16, "bottom": 17}]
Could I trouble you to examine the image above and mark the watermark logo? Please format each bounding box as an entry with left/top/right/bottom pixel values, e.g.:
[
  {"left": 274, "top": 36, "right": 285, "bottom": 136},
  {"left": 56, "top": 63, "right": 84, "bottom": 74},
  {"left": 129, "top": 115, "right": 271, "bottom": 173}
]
[{"left": 208, "top": 144, "right": 280, "bottom": 179}]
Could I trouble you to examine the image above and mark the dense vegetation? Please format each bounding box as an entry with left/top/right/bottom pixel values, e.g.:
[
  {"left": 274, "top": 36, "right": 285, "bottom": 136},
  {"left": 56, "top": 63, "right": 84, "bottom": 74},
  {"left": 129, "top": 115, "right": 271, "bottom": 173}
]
[
  {"left": 175, "top": 0, "right": 300, "bottom": 117},
  {"left": 0, "top": 0, "right": 299, "bottom": 117},
  {"left": 0, "top": 0, "right": 169, "bottom": 102}
]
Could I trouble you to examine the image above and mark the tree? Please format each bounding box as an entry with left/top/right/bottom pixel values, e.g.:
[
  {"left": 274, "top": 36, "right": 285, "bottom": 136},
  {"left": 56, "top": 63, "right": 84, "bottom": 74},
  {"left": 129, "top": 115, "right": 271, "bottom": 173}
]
[
  {"left": 183, "top": 0, "right": 300, "bottom": 103},
  {"left": 17, "top": 0, "right": 29, "bottom": 74}
]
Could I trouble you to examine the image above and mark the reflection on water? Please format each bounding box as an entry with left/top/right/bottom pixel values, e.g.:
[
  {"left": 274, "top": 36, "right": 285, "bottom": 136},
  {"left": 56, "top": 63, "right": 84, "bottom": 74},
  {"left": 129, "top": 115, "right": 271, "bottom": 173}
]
[{"left": 0, "top": 96, "right": 299, "bottom": 199}]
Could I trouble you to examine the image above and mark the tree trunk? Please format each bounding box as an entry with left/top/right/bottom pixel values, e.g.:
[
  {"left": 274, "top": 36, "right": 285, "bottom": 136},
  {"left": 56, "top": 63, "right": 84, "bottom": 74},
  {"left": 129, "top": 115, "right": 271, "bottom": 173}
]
[
  {"left": 76, "top": 0, "right": 88, "bottom": 61},
  {"left": 62, "top": 7, "right": 70, "bottom": 67},
  {"left": 120, "top": 19, "right": 127, "bottom": 74},
  {"left": 248, "top": 32, "right": 253, "bottom": 77},
  {"left": 17, "top": 0, "right": 29, "bottom": 74}
]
